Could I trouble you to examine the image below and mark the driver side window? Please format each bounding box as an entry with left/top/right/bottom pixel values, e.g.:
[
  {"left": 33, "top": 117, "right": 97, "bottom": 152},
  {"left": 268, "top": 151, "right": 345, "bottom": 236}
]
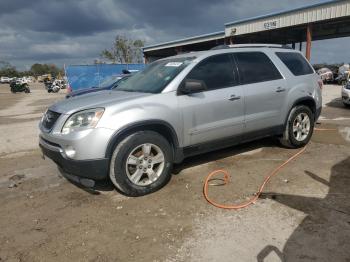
[{"left": 185, "top": 54, "right": 237, "bottom": 91}]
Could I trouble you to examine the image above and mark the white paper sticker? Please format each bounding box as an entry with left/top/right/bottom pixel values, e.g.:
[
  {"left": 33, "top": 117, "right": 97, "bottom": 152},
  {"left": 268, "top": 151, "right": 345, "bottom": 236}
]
[{"left": 165, "top": 62, "right": 183, "bottom": 67}]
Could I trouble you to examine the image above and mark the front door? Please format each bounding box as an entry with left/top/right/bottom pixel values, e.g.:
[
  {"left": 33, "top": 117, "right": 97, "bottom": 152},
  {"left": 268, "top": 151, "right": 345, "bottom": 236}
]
[{"left": 178, "top": 53, "right": 245, "bottom": 146}]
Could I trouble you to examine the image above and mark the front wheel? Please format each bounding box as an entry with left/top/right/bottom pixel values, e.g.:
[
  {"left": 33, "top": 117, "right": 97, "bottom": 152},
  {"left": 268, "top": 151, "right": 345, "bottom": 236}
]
[
  {"left": 279, "top": 105, "right": 314, "bottom": 148},
  {"left": 109, "top": 131, "right": 173, "bottom": 196}
]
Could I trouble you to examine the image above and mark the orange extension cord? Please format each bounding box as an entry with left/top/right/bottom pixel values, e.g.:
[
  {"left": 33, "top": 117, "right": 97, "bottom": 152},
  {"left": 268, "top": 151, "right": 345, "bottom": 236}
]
[{"left": 203, "top": 127, "right": 337, "bottom": 210}]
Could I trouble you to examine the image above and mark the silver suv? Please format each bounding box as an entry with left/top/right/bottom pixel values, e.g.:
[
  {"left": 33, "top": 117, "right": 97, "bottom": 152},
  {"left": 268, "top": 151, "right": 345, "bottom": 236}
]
[{"left": 39, "top": 44, "right": 322, "bottom": 196}]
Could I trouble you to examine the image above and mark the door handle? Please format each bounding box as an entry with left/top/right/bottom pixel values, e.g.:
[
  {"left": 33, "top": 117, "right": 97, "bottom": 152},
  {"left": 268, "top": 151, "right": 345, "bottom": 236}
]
[
  {"left": 276, "top": 87, "right": 286, "bottom": 93},
  {"left": 229, "top": 95, "right": 241, "bottom": 101}
]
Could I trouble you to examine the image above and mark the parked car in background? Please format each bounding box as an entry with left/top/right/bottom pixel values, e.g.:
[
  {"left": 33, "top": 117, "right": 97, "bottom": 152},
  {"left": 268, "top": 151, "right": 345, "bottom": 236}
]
[
  {"left": 0, "top": 77, "right": 11, "bottom": 83},
  {"left": 335, "top": 64, "right": 350, "bottom": 85},
  {"left": 317, "top": 68, "right": 333, "bottom": 83},
  {"left": 342, "top": 81, "right": 350, "bottom": 107},
  {"left": 65, "top": 74, "right": 132, "bottom": 98},
  {"left": 39, "top": 44, "right": 322, "bottom": 196},
  {"left": 14, "top": 78, "right": 29, "bottom": 85}
]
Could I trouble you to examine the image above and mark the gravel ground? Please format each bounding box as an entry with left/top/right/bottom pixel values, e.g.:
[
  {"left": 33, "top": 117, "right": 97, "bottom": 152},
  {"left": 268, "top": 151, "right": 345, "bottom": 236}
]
[{"left": 0, "top": 83, "right": 349, "bottom": 262}]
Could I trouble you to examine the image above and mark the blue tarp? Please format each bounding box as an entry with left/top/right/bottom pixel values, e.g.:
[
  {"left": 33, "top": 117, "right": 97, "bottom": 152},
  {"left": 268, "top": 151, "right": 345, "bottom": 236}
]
[{"left": 65, "top": 64, "right": 145, "bottom": 91}]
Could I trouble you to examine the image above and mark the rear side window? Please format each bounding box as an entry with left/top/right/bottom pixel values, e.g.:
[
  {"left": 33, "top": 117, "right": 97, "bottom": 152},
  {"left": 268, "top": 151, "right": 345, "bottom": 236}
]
[
  {"left": 276, "top": 52, "right": 314, "bottom": 76},
  {"left": 185, "top": 54, "right": 237, "bottom": 90},
  {"left": 234, "top": 52, "right": 282, "bottom": 85}
]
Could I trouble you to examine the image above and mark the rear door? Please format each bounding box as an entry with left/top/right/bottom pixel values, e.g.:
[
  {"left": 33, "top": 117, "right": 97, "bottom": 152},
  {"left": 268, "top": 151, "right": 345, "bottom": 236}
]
[
  {"left": 233, "top": 51, "right": 287, "bottom": 133},
  {"left": 178, "top": 53, "right": 244, "bottom": 146}
]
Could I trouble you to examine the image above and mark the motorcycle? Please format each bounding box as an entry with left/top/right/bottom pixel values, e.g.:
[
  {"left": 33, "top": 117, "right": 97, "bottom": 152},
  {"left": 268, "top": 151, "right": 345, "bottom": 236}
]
[
  {"left": 10, "top": 81, "right": 30, "bottom": 93},
  {"left": 47, "top": 79, "right": 61, "bottom": 93},
  {"left": 44, "top": 79, "right": 53, "bottom": 90}
]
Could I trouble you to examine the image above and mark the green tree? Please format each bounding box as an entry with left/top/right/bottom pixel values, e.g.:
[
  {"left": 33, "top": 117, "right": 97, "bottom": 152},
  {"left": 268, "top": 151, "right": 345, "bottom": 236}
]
[
  {"left": 101, "top": 35, "right": 145, "bottom": 64},
  {"left": 30, "top": 63, "right": 47, "bottom": 76},
  {"left": 30, "top": 63, "right": 63, "bottom": 77},
  {"left": 0, "top": 61, "right": 19, "bottom": 77}
]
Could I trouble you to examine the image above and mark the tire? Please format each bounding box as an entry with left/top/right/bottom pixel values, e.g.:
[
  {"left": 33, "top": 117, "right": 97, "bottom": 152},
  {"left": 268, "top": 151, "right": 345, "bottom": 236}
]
[
  {"left": 344, "top": 102, "right": 350, "bottom": 108},
  {"left": 279, "top": 105, "right": 314, "bottom": 148},
  {"left": 109, "top": 131, "right": 173, "bottom": 196},
  {"left": 25, "top": 87, "right": 30, "bottom": 93}
]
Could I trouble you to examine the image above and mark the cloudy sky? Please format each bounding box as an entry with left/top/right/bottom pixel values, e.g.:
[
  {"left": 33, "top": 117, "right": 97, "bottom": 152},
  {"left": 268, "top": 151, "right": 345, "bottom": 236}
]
[{"left": 0, "top": 0, "right": 349, "bottom": 70}]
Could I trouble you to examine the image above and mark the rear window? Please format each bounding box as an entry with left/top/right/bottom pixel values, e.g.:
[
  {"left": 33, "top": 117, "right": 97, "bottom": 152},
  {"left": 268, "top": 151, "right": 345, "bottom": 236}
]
[
  {"left": 276, "top": 52, "right": 314, "bottom": 76},
  {"left": 234, "top": 52, "right": 282, "bottom": 85}
]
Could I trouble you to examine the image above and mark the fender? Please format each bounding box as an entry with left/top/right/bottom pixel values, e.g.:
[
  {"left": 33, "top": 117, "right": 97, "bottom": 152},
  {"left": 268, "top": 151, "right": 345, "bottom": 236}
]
[
  {"left": 283, "top": 96, "right": 317, "bottom": 130},
  {"left": 105, "top": 120, "right": 184, "bottom": 163}
]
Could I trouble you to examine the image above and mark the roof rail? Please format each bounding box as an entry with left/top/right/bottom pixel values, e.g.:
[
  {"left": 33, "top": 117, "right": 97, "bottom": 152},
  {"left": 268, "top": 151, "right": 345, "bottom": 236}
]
[
  {"left": 210, "top": 44, "right": 293, "bottom": 51},
  {"left": 210, "top": 45, "right": 231, "bottom": 50},
  {"left": 228, "top": 44, "right": 292, "bottom": 49}
]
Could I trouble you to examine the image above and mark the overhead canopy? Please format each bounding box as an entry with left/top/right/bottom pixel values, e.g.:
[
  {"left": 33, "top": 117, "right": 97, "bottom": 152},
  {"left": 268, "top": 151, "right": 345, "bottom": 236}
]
[{"left": 143, "top": 0, "right": 350, "bottom": 61}]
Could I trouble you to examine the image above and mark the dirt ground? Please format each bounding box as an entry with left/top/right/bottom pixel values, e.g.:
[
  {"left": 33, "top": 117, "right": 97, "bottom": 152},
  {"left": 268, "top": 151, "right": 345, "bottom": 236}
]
[{"left": 0, "top": 83, "right": 349, "bottom": 262}]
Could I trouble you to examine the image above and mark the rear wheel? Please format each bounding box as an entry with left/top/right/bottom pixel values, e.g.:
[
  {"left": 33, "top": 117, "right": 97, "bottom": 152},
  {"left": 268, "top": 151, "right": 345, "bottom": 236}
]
[
  {"left": 280, "top": 105, "right": 314, "bottom": 148},
  {"left": 109, "top": 131, "right": 173, "bottom": 196}
]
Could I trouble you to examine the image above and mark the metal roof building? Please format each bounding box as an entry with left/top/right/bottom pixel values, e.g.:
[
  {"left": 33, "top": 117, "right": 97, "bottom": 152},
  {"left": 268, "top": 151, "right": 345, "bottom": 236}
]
[{"left": 143, "top": 0, "right": 350, "bottom": 62}]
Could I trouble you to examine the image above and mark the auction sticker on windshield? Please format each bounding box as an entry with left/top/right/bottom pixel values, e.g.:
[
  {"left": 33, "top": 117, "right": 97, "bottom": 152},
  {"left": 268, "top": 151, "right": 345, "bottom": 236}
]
[{"left": 165, "top": 62, "right": 183, "bottom": 67}]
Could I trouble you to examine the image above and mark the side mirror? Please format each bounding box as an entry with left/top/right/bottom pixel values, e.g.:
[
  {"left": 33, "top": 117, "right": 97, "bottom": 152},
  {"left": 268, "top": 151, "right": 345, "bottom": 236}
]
[{"left": 180, "top": 79, "right": 207, "bottom": 94}]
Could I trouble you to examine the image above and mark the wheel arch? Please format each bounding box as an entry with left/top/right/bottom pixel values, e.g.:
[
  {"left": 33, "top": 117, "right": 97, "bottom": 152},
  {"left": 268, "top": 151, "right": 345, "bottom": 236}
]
[
  {"left": 281, "top": 97, "right": 316, "bottom": 135},
  {"left": 287, "top": 97, "right": 316, "bottom": 121},
  {"left": 105, "top": 120, "right": 183, "bottom": 162}
]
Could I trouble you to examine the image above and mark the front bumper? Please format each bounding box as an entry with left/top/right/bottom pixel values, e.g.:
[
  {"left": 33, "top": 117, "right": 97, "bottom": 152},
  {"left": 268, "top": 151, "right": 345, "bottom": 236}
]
[
  {"left": 315, "top": 106, "right": 322, "bottom": 121},
  {"left": 39, "top": 137, "right": 109, "bottom": 180}
]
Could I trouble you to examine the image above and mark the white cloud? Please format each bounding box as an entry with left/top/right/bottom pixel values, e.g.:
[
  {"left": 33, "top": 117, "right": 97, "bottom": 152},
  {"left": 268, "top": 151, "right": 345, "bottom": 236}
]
[{"left": 0, "top": 0, "right": 348, "bottom": 69}]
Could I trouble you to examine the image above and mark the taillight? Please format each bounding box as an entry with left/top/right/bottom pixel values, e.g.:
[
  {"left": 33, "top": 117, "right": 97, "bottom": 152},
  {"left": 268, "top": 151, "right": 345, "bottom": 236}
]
[{"left": 317, "top": 79, "right": 323, "bottom": 90}]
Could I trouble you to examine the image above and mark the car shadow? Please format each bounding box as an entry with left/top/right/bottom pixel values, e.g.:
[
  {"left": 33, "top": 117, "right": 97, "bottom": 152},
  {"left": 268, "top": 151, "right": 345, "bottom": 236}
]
[
  {"left": 325, "top": 97, "right": 346, "bottom": 109},
  {"left": 256, "top": 157, "right": 350, "bottom": 261},
  {"left": 57, "top": 167, "right": 115, "bottom": 195},
  {"left": 173, "top": 137, "right": 279, "bottom": 174}
]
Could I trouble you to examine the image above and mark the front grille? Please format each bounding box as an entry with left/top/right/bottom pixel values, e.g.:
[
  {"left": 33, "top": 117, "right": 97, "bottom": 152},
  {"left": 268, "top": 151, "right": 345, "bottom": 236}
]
[{"left": 42, "top": 110, "right": 61, "bottom": 131}]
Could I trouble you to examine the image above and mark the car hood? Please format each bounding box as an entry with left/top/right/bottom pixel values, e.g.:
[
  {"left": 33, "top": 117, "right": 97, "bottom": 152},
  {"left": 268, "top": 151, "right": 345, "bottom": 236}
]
[
  {"left": 50, "top": 90, "right": 151, "bottom": 114},
  {"left": 67, "top": 86, "right": 108, "bottom": 97}
]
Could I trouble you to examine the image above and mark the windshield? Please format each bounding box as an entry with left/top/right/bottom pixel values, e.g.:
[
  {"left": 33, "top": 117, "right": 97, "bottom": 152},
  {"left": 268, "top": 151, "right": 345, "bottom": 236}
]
[
  {"left": 99, "top": 75, "right": 122, "bottom": 88},
  {"left": 111, "top": 75, "right": 131, "bottom": 89},
  {"left": 114, "top": 57, "right": 195, "bottom": 93}
]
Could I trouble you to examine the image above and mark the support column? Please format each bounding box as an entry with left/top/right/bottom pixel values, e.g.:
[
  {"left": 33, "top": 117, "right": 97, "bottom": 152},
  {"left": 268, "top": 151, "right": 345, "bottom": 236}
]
[
  {"left": 224, "top": 37, "right": 228, "bottom": 45},
  {"left": 306, "top": 24, "right": 312, "bottom": 61},
  {"left": 230, "top": 36, "right": 234, "bottom": 45},
  {"left": 299, "top": 42, "right": 302, "bottom": 51},
  {"left": 292, "top": 42, "right": 296, "bottom": 49}
]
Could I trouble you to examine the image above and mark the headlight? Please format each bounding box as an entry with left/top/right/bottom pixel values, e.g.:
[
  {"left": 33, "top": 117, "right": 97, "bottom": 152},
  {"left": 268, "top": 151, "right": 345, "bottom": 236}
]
[{"left": 62, "top": 108, "right": 104, "bottom": 134}]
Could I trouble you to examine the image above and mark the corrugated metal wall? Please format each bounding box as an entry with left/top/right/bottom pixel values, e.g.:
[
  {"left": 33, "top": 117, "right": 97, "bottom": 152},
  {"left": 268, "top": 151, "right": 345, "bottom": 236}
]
[
  {"left": 225, "top": 1, "right": 350, "bottom": 36},
  {"left": 144, "top": 33, "right": 225, "bottom": 52}
]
